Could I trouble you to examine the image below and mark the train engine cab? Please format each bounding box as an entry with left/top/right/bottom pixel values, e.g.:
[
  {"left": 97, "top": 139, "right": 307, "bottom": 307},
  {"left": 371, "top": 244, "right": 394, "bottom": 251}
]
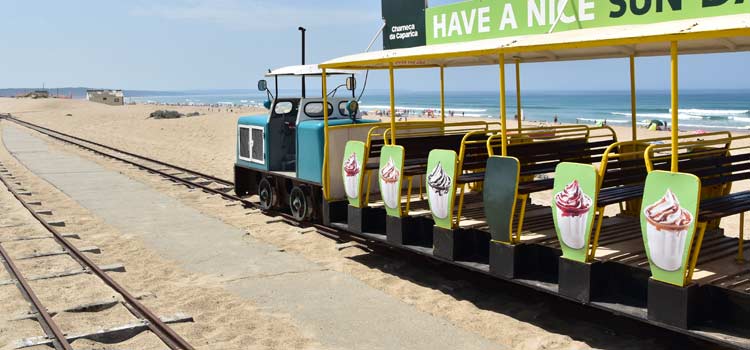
[{"left": 234, "top": 65, "right": 376, "bottom": 221}]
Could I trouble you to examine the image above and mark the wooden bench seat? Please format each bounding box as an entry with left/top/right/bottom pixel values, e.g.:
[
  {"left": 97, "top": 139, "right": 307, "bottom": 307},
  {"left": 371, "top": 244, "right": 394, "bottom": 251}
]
[
  {"left": 456, "top": 138, "right": 614, "bottom": 186},
  {"left": 595, "top": 142, "right": 740, "bottom": 208},
  {"left": 518, "top": 178, "right": 554, "bottom": 194},
  {"left": 598, "top": 184, "right": 645, "bottom": 207},
  {"left": 699, "top": 191, "right": 750, "bottom": 221},
  {"left": 453, "top": 126, "right": 616, "bottom": 230}
]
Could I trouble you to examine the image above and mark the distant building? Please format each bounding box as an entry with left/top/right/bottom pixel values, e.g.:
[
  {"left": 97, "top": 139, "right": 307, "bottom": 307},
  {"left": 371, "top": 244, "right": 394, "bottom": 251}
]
[
  {"left": 86, "top": 89, "right": 124, "bottom": 106},
  {"left": 17, "top": 90, "right": 49, "bottom": 99}
]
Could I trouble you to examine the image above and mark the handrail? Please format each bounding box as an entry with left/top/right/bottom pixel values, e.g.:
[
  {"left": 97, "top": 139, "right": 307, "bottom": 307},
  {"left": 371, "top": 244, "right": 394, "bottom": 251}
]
[
  {"left": 590, "top": 125, "right": 618, "bottom": 142},
  {"left": 457, "top": 129, "right": 502, "bottom": 174},
  {"left": 365, "top": 124, "right": 390, "bottom": 147}
]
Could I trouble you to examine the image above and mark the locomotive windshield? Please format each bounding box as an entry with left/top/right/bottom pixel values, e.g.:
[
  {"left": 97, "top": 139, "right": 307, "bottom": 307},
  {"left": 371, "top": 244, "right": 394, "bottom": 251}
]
[{"left": 303, "top": 102, "right": 334, "bottom": 118}]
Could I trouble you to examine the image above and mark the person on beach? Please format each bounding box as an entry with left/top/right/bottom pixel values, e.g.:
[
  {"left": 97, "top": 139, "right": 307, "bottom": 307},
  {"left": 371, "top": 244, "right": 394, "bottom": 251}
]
[{"left": 554, "top": 115, "right": 558, "bottom": 124}]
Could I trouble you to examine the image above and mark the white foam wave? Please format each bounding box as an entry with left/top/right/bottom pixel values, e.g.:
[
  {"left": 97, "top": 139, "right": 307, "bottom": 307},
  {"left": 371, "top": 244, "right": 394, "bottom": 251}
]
[
  {"left": 610, "top": 112, "right": 703, "bottom": 120},
  {"left": 577, "top": 118, "right": 628, "bottom": 124},
  {"left": 360, "top": 104, "right": 487, "bottom": 113},
  {"left": 680, "top": 123, "right": 750, "bottom": 130},
  {"left": 673, "top": 108, "right": 749, "bottom": 116}
]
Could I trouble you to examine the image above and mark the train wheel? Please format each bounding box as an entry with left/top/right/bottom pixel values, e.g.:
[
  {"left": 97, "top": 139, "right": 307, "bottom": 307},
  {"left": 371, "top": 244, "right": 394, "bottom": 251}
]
[
  {"left": 258, "top": 178, "right": 277, "bottom": 210},
  {"left": 289, "top": 186, "right": 310, "bottom": 221}
]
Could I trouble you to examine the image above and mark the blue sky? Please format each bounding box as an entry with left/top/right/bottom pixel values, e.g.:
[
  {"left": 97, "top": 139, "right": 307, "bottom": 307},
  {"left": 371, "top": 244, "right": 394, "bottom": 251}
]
[{"left": 1, "top": 0, "right": 749, "bottom": 92}]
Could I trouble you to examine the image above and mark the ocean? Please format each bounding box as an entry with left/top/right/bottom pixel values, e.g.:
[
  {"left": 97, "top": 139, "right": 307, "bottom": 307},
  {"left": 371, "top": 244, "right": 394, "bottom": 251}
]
[{"left": 127, "top": 89, "right": 750, "bottom": 131}]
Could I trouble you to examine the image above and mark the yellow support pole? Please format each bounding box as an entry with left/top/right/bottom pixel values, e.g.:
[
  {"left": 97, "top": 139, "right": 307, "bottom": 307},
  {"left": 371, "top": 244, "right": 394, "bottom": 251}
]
[
  {"left": 455, "top": 185, "right": 466, "bottom": 228},
  {"left": 500, "top": 54, "right": 508, "bottom": 156},
  {"left": 440, "top": 65, "right": 446, "bottom": 125},
  {"left": 630, "top": 55, "right": 637, "bottom": 142},
  {"left": 670, "top": 41, "right": 679, "bottom": 172},
  {"left": 686, "top": 222, "right": 708, "bottom": 283},
  {"left": 515, "top": 194, "right": 529, "bottom": 244},
  {"left": 515, "top": 59, "right": 522, "bottom": 130},
  {"left": 389, "top": 63, "right": 396, "bottom": 145},
  {"left": 322, "top": 68, "right": 330, "bottom": 199},
  {"left": 365, "top": 170, "right": 373, "bottom": 205},
  {"left": 405, "top": 176, "right": 414, "bottom": 215},
  {"left": 588, "top": 209, "right": 606, "bottom": 262}
]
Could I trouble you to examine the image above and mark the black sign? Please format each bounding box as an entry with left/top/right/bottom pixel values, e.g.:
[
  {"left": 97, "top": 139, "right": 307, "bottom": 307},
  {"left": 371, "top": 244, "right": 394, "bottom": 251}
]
[{"left": 382, "top": 0, "right": 427, "bottom": 50}]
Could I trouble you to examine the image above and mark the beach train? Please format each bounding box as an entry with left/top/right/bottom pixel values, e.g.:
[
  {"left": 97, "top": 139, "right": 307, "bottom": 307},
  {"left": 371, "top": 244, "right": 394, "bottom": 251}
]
[{"left": 234, "top": 4, "right": 750, "bottom": 348}]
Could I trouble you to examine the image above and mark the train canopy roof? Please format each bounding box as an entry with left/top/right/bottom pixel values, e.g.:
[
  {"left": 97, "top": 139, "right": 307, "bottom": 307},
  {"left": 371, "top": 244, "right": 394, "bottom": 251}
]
[
  {"left": 320, "top": 14, "right": 750, "bottom": 70},
  {"left": 265, "top": 64, "right": 357, "bottom": 77}
]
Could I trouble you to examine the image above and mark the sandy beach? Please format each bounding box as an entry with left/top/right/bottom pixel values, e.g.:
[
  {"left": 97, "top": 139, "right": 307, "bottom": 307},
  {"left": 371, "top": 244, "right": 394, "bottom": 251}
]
[{"left": 1, "top": 97, "right": 746, "bottom": 349}]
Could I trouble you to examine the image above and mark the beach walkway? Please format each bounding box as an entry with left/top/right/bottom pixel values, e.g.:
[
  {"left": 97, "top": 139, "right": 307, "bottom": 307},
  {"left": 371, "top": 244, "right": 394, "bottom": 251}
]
[{"left": 1, "top": 124, "right": 503, "bottom": 350}]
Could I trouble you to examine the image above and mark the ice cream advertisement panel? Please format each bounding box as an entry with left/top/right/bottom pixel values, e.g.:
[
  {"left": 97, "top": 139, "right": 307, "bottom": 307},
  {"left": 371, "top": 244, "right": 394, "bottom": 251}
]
[
  {"left": 427, "top": 150, "right": 457, "bottom": 229},
  {"left": 551, "top": 162, "right": 598, "bottom": 262},
  {"left": 379, "top": 145, "right": 405, "bottom": 217},
  {"left": 640, "top": 171, "right": 700, "bottom": 287},
  {"left": 342, "top": 141, "right": 366, "bottom": 207}
]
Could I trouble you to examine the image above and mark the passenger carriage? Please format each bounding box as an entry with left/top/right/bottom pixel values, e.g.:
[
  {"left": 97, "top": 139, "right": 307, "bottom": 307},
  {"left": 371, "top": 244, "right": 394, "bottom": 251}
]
[{"left": 237, "top": 2, "right": 750, "bottom": 347}]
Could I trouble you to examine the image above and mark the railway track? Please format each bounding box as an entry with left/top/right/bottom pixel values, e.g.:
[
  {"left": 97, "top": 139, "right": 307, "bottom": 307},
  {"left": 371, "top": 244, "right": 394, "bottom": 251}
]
[
  {"left": 0, "top": 115, "right": 361, "bottom": 244},
  {"left": 0, "top": 114, "right": 725, "bottom": 349},
  {"left": 0, "top": 160, "right": 194, "bottom": 349},
  {"left": 0, "top": 115, "right": 316, "bottom": 225}
]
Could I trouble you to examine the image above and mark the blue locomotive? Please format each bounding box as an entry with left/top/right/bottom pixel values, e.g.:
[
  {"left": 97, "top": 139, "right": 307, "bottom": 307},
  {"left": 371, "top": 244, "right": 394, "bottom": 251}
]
[{"left": 234, "top": 65, "right": 377, "bottom": 220}]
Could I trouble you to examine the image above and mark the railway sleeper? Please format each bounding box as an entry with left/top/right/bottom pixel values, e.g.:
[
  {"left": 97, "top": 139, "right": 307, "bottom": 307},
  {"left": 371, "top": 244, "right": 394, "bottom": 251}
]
[
  {"left": 0, "top": 263, "right": 125, "bottom": 286},
  {"left": 16, "top": 246, "right": 100, "bottom": 260},
  {"left": 16, "top": 313, "right": 194, "bottom": 349},
  {"left": 10, "top": 292, "right": 156, "bottom": 321},
  {"left": 0, "top": 233, "right": 80, "bottom": 243},
  {"left": 46, "top": 220, "right": 66, "bottom": 227}
]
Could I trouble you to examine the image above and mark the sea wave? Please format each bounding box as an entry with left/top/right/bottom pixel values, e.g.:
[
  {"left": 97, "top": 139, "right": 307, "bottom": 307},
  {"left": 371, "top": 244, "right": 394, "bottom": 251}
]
[
  {"left": 360, "top": 104, "right": 487, "bottom": 113},
  {"left": 577, "top": 118, "right": 628, "bottom": 124},
  {"left": 610, "top": 112, "right": 703, "bottom": 120},
  {"left": 680, "top": 123, "right": 750, "bottom": 130},
  {"left": 672, "top": 108, "right": 749, "bottom": 116}
]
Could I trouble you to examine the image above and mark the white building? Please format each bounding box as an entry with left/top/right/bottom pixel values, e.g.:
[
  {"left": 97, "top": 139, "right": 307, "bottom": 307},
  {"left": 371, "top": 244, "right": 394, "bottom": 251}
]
[{"left": 86, "top": 89, "right": 124, "bottom": 106}]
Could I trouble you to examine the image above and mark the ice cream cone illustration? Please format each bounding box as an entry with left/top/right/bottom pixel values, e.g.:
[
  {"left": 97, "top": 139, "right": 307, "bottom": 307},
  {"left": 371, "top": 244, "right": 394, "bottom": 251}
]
[
  {"left": 379, "top": 157, "right": 400, "bottom": 209},
  {"left": 343, "top": 152, "right": 360, "bottom": 199},
  {"left": 554, "top": 180, "right": 593, "bottom": 249},
  {"left": 428, "top": 162, "right": 452, "bottom": 219},
  {"left": 644, "top": 189, "right": 693, "bottom": 271}
]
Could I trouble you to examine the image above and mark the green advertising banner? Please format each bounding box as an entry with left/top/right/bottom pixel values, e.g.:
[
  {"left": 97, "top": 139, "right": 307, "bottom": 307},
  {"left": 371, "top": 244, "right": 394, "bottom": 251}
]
[
  {"left": 427, "top": 150, "right": 458, "bottom": 229},
  {"left": 379, "top": 145, "right": 406, "bottom": 217},
  {"left": 342, "top": 141, "right": 366, "bottom": 207},
  {"left": 551, "top": 162, "right": 599, "bottom": 262},
  {"left": 483, "top": 156, "right": 520, "bottom": 243},
  {"left": 640, "top": 170, "right": 700, "bottom": 287},
  {"left": 426, "top": 0, "right": 749, "bottom": 45}
]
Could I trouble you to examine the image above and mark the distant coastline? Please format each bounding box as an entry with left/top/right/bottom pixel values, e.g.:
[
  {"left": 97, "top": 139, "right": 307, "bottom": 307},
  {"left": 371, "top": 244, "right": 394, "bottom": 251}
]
[{"left": 3, "top": 88, "right": 748, "bottom": 130}]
